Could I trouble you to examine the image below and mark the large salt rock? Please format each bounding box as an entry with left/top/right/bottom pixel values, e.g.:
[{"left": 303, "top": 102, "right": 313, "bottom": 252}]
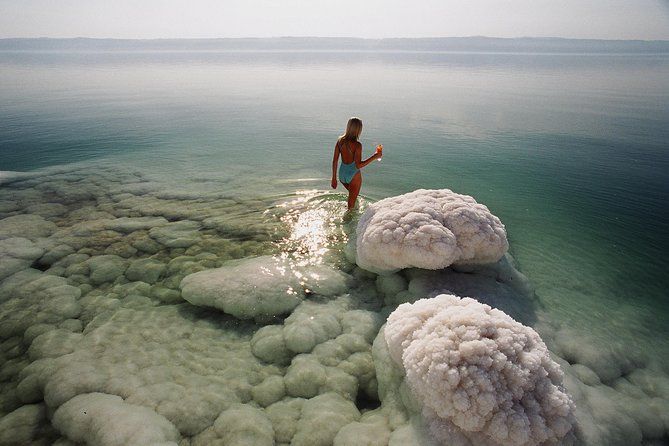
[
  {"left": 383, "top": 294, "right": 575, "bottom": 446},
  {"left": 356, "top": 189, "right": 508, "bottom": 272},
  {"left": 52, "top": 392, "right": 180, "bottom": 446},
  {"left": 180, "top": 256, "right": 349, "bottom": 320}
]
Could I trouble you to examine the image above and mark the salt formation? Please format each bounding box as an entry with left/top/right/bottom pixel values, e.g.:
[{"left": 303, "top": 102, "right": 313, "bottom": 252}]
[
  {"left": 180, "top": 255, "right": 350, "bottom": 320},
  {"left": 149, "top": 220, "right": 202, "bottom": 248},
  {"left": 0, "top": 238, "right": 45, "bottom": 280},
  {"left": 0, "top": 214, "right": 57, "bottom": 240},
  {"left": 17, "top": 305, "right": 272, "bottom": 438},
  {"left": 250, "top": 297, "right": 382, "bottom": 402},
  {"left": 355, "top": 189, "right": 508, "bottom": 272},
  {"left": 0, "top": 404, "right": 57, "bottom": 445},
  {"left": 291, "top": 393, "right": 361, "bottom": 445},
  {"left": 0, "top": 270, "right": 81, "bottom": 339},
  {"left": 2, "top": 165, "right": 669, "bottom": 446},
  {"left": 382, "top": 294, "right": 576, "bottom": 446},
  {"left": 192, "top": 403, "right": 275, "bottom": 446},
  {"left": 52, "top": 393, "right": 180, "bottom": 446}
]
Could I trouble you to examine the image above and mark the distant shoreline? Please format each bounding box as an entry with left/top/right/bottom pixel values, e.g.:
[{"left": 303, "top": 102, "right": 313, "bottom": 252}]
[{"left": 1, "top": 36, "right": 668, "bottom": 54}]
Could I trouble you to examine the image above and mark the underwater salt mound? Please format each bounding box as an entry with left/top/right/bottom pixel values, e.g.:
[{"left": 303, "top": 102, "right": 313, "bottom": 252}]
[
  {"left": 0, "top": 269, "right": 81, "bottom": 340},
  {"left": 0, "top": 404, "right": 58, "bottom": 444},
  {"left": 52, "top": 392, "right": 180, "bottom": 446},
  {"left": 192, "top": 403, "right": 274, "bottom": 446},
  {"left": 382, "top": 294, "right": 575, "bottom": 446},
  {"left": 355, "top": 189, "right": 508, "bottom": 273},
  {"left": 17, "top": 304, "right": 273, "bottom": 438},
  {"left": 0, "top": 238, "right": 45, "bottom": 281},
  {"left": 249, "top": 296, "right": 382, "bottom": 405},
  {"left": 104, "top": 216, "right": 169, "bottom": 234},
  {"left": 0, "top": 214, "right": 57, "bottom": 240},
  {"left": 149, "top": 220, "right": 202, "bottom": 248},
  {"left": 180, "top": 255, "right": 350, "bottom": 320}
]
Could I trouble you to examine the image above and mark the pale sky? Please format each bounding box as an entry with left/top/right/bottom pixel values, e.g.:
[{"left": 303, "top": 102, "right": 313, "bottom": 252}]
[{"left": 1, "top": 0, "right": 668, "bottom": 40}]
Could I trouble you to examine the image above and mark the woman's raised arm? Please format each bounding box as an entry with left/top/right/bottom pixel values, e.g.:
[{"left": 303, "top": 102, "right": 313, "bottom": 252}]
[{"left": 355, "top": 143, "right": 380, "bottom": 169}]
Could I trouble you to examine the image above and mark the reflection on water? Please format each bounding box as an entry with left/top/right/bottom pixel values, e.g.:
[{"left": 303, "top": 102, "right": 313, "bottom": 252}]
[
  {"left": 287, "top": 208, "right": 333, "bottom": 258},
  {"left": 274, "top": 190, "right": 351, "bottom": 266}
]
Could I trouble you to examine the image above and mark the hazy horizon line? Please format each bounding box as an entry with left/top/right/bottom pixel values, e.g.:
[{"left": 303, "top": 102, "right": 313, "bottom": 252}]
[{"left": 2, "top": 35, "right": 669, "bottom": 43}]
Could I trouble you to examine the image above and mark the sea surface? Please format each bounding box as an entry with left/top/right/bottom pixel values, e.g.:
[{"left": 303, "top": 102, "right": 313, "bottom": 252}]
[{"left": 1, "top": 48, "right": 668, "bottom": 442}]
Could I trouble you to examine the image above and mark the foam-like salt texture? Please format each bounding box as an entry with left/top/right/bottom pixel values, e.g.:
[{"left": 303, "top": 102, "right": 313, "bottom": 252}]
[
  {"left": 355, "top": 189, "right": 508, "bottom": 273},
  {"left": 384, "top": 294, "right": 575, "bottom": 446}
]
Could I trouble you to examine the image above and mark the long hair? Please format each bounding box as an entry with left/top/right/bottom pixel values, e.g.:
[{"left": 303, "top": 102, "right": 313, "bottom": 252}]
[{"left": 340, "top": 117, "right": 363, "bottom": 142}]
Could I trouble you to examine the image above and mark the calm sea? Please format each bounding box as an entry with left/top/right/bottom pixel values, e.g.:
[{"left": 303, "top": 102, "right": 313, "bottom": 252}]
[{"left": 1, "top": 49, "right": 668, "bottom": 352}]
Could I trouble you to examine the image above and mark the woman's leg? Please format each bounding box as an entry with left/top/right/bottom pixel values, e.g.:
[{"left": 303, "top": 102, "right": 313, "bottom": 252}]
[{"left": 347, "top": 173, "right": 362, "bottom": 210}]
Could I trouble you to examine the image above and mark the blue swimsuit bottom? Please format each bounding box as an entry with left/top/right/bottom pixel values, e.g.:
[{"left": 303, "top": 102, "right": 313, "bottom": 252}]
[{"left": 339, "top": 161, "right": 359, "bottom": 184}]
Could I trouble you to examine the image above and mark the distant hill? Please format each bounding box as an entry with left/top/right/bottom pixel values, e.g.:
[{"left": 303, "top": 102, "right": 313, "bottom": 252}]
[{"left": 1, "top": 37, "right": 668, "bottom": 53}]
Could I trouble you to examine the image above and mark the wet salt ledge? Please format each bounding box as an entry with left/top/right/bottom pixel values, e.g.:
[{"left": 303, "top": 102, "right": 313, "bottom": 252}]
[{"left": 0, "top": 164, "right": 667, "bottom": 446}]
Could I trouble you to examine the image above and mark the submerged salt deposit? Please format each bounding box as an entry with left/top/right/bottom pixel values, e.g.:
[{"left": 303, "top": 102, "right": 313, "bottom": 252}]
[
  {"left": 0, "top": 164, "right": 668, "bottom": 446},
  {"left": 180, "top": 255, "right": 350, "bottom": 321}
]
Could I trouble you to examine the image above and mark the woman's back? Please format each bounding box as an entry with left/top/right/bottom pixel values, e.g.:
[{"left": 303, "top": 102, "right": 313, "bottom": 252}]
[{"left": 338, "top": 138, "right": 360, "bottom": 165}]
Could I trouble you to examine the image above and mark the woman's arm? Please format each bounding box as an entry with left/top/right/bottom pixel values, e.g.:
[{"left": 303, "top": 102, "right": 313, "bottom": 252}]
[
  {"left": 355, "top": 143, "right": 381, "bottom": 169},
  {"left": 331, "top": 141, "right": 340, "bottom": 189}
]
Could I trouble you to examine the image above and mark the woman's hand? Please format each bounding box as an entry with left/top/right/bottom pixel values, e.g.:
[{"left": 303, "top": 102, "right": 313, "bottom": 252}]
[
  {"left": 331, "top": 177, "right": 337, "bottom": 189},
  {"left": 375, "top": 144, "right": 383, "bottom": 161}
]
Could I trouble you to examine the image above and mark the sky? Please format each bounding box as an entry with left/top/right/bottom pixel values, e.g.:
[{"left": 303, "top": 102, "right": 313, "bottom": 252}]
[{"left": 1, "top": 0, "right": 668, "bottom": 40}]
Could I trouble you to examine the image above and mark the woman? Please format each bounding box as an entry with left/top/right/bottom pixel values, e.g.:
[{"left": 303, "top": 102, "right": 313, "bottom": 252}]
[{"left": 330, "top": 117, "right": 382, "bottom": 210}]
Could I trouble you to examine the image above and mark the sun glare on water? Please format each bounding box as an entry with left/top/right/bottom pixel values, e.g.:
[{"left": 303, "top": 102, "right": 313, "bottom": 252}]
[{"left": 272, "top": 190, "right": 349, "bottom": 266}]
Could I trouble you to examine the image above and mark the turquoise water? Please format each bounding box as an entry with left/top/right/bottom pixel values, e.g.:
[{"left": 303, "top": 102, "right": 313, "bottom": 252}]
[
  {"left": 2, "top": 51, "right": 667, "bottom": 334},
  {"left": 1, "top": 49, "right": 668, "bottom": 443}
]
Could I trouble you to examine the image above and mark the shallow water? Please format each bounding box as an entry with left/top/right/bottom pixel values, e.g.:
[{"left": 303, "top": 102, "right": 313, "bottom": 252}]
[{"left": 1, "top": 49, "right": 668, "bottom": 444}]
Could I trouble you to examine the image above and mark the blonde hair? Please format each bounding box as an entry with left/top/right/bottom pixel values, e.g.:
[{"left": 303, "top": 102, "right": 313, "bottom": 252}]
[{"left": 340, "top": 117, "right": 363, "bottom": 141}]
